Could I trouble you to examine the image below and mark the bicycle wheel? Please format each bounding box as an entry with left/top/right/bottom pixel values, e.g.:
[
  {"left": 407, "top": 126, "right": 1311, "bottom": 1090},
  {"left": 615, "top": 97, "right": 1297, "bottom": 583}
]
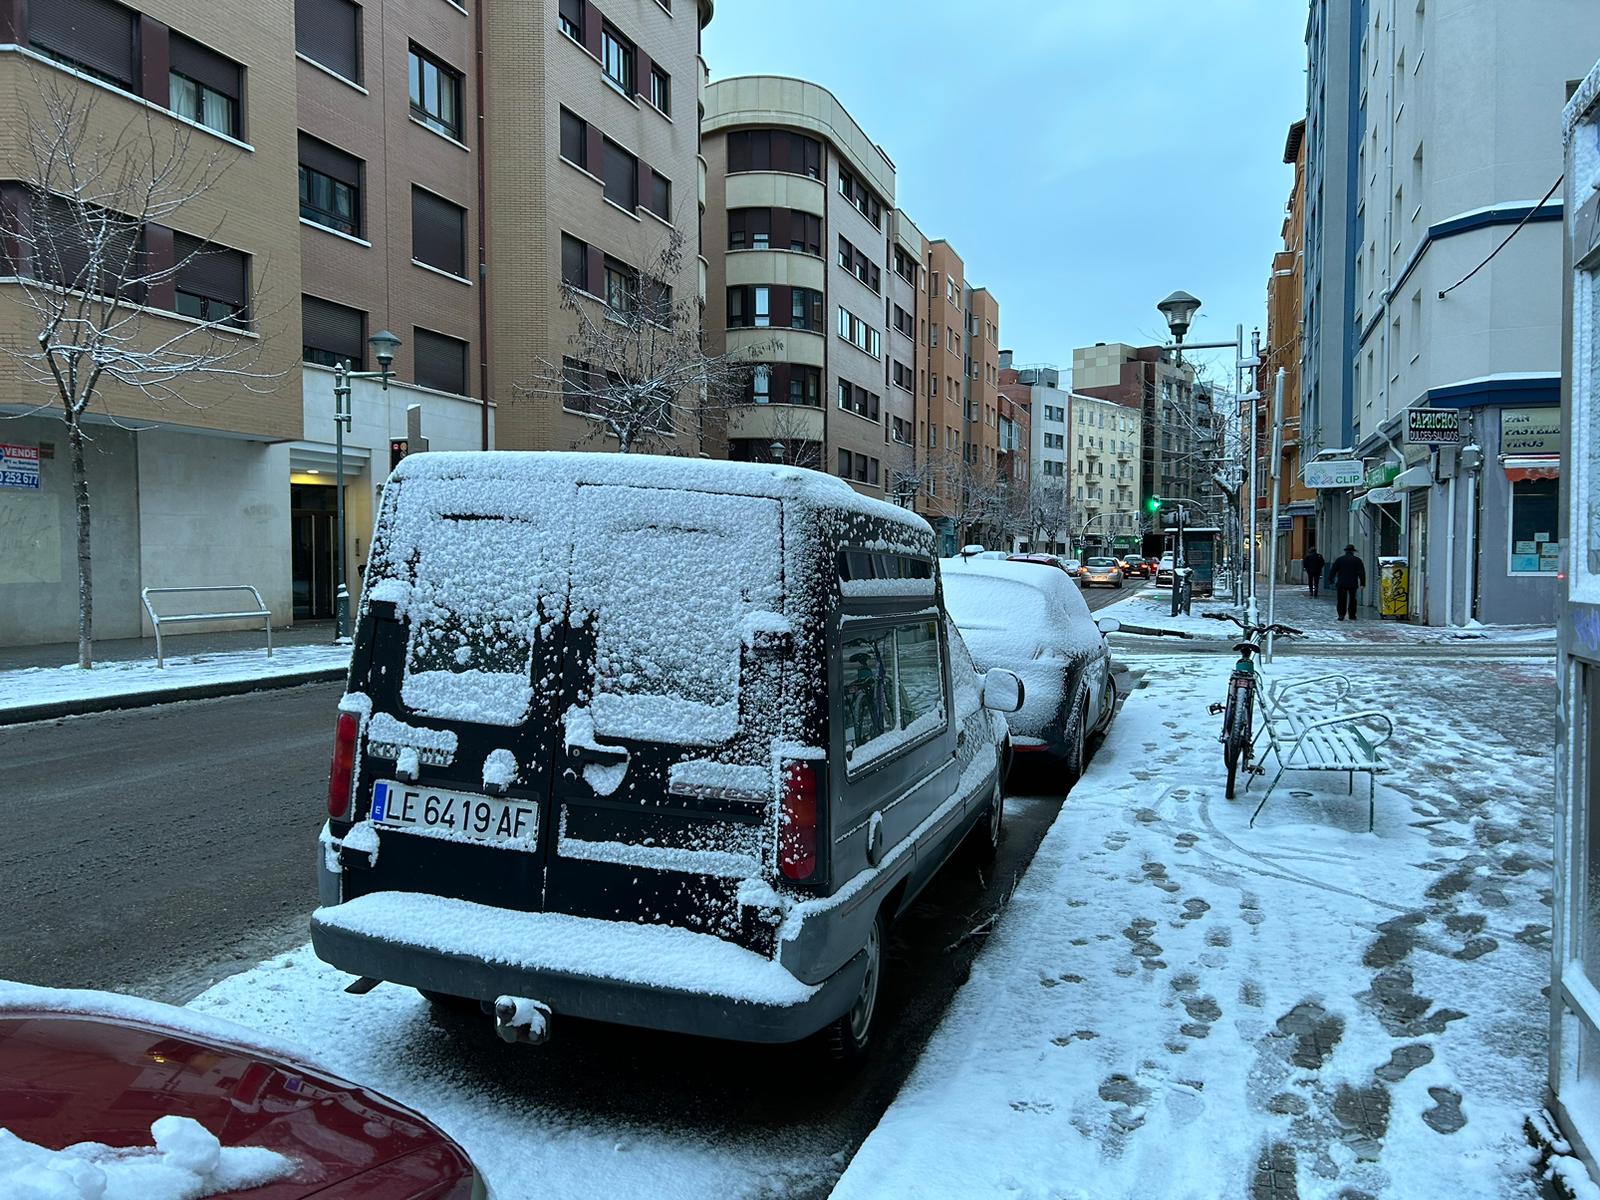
[{"left": 1224, "top": 683, "right": 1252, "bottom": 800}]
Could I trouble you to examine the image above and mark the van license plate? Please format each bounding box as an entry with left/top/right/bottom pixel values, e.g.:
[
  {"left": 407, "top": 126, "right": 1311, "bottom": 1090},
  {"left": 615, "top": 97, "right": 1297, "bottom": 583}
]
[{"left": 370, "top": 780, "right": 538, "bottom": 844}]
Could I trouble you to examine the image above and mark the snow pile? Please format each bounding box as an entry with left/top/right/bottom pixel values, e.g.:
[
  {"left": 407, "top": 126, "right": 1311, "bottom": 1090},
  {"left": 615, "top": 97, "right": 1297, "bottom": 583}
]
[
  {"left": 834, "top": 651, "right": 1559, "bottom": 1200},
  {"left": 0, "top": 1116, "right": 295, "bottom": 1200},
  {"left": 482, "top": 748, "right": 518, "bottom": 789}
]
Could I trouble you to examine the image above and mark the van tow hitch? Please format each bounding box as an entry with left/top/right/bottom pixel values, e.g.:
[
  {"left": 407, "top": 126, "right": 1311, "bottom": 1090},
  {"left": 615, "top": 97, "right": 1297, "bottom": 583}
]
[{"left": 493, "top": 996, "right": 552, "bottom": 1045}]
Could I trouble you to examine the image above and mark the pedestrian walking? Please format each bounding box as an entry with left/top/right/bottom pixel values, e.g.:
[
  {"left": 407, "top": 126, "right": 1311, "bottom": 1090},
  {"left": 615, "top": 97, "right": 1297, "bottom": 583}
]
[
  {"left": 1329, "top": 544, "right": 1366, "bottom": 621},
  {"left": 1302, "top": 546, "right": 1326, "bottom": 597}
]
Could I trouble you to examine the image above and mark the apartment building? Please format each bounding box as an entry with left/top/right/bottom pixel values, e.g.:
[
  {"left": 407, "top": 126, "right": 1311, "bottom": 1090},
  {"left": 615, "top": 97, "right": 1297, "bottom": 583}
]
[
  {"left": 0, "top": 0, "right": 303, "bottom": 644},
  {"left": 1339, "top": 0, "right": 1594, "bottom": 625},
  {"left": 1072, "top": 342, "right": 1200, "bottom": 518},
  {"left": 1068, "top": 391, "right": 1142, "bottom": 553},
  {"left": 886, "top": 208, "right": 928, "bottom": 495},
  {"left": 700, "top": 75, "right": 896, "bottom": 495},
  {"left": 999, "top": 356, "right": 1068, "bottom": 551},
  {"left": 964, "top": 285, "right": 1002, "bottom": 476},
  {"left": 918, "top": 239, "right": 969, "bottom": 546}
]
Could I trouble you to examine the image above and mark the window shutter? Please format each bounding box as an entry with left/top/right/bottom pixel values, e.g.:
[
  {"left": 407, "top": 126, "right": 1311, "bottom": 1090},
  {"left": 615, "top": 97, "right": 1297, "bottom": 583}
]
[
  {"left": 411, "top": 188, "right": 464, "bottom": 275},
  {"left": 174, "top": 232, "right": 246, "bottom": 305},
  {"left": 581, "top": 1, "right": 602, "bottom": 57},
  {"left": 31, "top": 0, "right": 136, "bottom": 88},
  {"left": 634, "top": 47, "right": 652, "bottom": 99},
  {"left": 413, "top": 327, "right": 467, "bottom": 395},
  {"left": 771, "top": 285, "right": 792, "bottom": 328},
  {"left": 770, "top": 208, "right": 790, "bottom": 250},
  {"left": 298, "top": 133, "right": 360, "bottom": 187},
  {"left": 294, "top": 0, "right": 360, "bottom": 82},
  {"left": 302, "top": 295, "right": 364, "bottom": 364},
  {"left": 169, "top": 33, "right": 240, "bottom": 99}
]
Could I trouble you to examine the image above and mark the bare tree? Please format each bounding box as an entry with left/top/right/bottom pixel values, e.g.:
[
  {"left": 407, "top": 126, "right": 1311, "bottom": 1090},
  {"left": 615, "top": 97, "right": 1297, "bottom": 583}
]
[
  {"left": 1028, "top": 478, "right": 1078, "bottom": 555},
  {"left": 521, "top": 227, "right": 775, "bottom": 455},
  {"left": 1, "top": 77, "right": 275, "bottom": 669}
]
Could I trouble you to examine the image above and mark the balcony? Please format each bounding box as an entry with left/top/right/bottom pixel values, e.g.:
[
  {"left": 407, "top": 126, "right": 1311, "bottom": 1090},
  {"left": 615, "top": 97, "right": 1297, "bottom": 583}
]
[{"left": 726, "top": 402, "right": 824, "bottom": 444}]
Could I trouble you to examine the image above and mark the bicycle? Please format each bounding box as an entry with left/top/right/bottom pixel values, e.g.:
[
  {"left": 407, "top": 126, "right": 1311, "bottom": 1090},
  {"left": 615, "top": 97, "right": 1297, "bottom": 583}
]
[{"left": 1203, "top": 613, "right": 1303, "bottom": 800}]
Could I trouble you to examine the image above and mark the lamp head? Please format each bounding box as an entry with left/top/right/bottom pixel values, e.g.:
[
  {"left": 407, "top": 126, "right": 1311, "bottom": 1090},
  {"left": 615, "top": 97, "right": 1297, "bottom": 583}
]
[
  {"left": 1156, "top": 291, "right": 1202, "bottom": 343},
  {"left": 368, "top": 329, "right": 402, "bottom": 371}
]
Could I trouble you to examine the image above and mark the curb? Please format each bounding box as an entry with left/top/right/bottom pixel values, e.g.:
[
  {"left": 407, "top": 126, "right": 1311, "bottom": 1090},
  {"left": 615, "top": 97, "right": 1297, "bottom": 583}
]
[{"left": 0, "top": 667, "right": 348, "bottom": 727}]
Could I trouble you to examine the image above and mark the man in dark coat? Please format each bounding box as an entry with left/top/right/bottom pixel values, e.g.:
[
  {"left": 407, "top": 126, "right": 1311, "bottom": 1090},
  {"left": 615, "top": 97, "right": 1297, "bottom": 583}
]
[
  {"left": 1329, "top": 544, "right": 1366, "bottom": 620},
  {"left": 1302, "top": 546, "right": 1326, "bottom": 596}
]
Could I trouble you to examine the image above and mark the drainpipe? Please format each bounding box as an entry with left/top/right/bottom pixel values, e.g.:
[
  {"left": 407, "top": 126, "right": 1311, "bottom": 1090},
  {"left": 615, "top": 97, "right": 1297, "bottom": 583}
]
[
  {"left": 474, "top": 0, "right": 490, "bottom": 450},
  {"left": 1265, "top": 367, "right": 1286, "bottom": 660},
  {"left": 1443, "top": 462, "right": 1455, "bottom": 627}
]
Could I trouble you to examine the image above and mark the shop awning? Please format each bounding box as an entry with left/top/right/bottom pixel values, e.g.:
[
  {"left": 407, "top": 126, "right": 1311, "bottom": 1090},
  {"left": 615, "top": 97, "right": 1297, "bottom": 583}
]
[
  {"left": 1501, "top": 455, "right": 1560, "bottom": 482},
  {"left": 288, "top": 440, "right": 371, "bottom": 480},
  {"left": 1394, "top": 463, "right": 1432, "bottom": 490}
]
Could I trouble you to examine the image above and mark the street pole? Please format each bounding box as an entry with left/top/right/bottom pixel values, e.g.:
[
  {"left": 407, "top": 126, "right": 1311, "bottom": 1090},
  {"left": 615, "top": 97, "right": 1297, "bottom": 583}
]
[
  {"left": 1245, "top": 330, "right": 1261, "bottom": 627},
  {"left": 1265, "top": 367, "right": 1286, "bottom": 661},
  {"left": 334, "top": 362, "right": 352, "bottom": 642}
]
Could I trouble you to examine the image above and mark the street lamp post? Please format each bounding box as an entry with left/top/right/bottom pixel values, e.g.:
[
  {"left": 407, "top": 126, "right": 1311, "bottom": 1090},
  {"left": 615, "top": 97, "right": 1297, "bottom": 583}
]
[{"left": 333, "top": 329, "right": 402, "bottom": 642}]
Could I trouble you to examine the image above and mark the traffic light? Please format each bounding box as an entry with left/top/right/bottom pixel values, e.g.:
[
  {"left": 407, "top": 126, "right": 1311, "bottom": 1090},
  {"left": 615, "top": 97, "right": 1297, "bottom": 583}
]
[{"left": 1144, "top": 494, "right": 1162, "bottom": 516}]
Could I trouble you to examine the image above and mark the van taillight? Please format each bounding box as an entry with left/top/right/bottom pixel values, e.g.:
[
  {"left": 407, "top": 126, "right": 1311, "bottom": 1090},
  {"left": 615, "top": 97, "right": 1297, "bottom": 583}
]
[
  {"left": 327, "top": 712, "right": 359, "bottom": 819},
  {"left": 779, "top": 762, "right": 819, "bottom": 882}
]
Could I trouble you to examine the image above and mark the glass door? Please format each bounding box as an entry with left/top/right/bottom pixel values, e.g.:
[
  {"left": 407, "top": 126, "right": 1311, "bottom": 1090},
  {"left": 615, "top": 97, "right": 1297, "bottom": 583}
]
[{"left": 291, "top": 484, "right": 337, "bottom": 620}]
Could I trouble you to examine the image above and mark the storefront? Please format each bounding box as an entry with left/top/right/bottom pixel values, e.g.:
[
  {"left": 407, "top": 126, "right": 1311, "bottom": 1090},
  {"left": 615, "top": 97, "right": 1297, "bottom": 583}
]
[{"left": 1552, "top": 63, "right": 1600, "bottom": 1185}]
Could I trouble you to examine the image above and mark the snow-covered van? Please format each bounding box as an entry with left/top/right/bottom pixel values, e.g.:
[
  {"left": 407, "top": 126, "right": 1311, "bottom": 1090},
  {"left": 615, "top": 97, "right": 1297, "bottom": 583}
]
[{"left": 313, "top": 453, "right": 1022, "bottom": 1058}]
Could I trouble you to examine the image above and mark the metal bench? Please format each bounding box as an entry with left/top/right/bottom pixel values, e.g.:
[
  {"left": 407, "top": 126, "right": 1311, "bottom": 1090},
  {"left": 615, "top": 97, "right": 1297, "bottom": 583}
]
[
  {"left": 140, "top": 585, "right": 272, "bottom": 668},
  {"left": 1248, "top": 673, "right": 1394, "bottom": 831}
]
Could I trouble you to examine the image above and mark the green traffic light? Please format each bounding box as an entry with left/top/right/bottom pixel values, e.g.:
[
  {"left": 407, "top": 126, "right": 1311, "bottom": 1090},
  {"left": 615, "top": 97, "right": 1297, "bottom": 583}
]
[{"left": 1145, "top": 495, "right": 1161, "bottom": 514}]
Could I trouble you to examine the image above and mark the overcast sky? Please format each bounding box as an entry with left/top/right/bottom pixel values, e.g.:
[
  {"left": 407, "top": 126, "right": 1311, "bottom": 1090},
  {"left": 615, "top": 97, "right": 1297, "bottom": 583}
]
[{"left": 702, "top": 0, "right": 1308, "bottom": 384}]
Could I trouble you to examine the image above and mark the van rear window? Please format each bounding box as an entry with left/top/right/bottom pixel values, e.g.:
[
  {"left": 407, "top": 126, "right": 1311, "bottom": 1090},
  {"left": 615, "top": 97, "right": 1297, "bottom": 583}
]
[{"left": 841, "top": 616, "right": 946, "bottom": 770}]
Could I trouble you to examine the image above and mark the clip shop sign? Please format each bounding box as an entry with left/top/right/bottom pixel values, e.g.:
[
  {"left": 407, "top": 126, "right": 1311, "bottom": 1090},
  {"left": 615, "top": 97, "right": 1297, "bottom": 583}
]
[
  {"left": 0, "top": 443, "right": 41, "bottom": 489},
  {"left": 1305, "top": 459, "right": 1364, "bottom": 488},
  {"left": 1405, "top": 408, "right": 1464, "bottom": 446}
]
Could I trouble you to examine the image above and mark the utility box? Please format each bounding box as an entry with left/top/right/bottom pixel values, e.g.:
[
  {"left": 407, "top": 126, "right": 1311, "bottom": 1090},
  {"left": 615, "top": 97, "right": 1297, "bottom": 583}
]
[{"left": 1378, "top": 557, "right": 1409, "bottom": 620}]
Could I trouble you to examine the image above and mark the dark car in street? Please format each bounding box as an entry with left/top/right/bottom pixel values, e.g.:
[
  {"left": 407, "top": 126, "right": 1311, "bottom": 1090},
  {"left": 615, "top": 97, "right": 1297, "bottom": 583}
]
[
  {"left": 1120, "top": 555, "right": 1150, "bottom": 578},
  {"left": 0, "top": 983, "right": 483, "bottom": 1199},
  {"left": 940, "top": 557, "right": 1119, "bottom": 785},
  {"left": 315, "top": 453, "right": 1021, "bottom": 1063}
]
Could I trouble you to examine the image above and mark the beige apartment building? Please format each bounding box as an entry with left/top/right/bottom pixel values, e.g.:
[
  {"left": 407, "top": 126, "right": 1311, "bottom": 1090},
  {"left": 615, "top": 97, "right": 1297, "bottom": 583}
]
[
  {"left": 1068, "top": 391, "right": 1142, "bottom": 552},
  {"left": 701, "top": 75, "right": 897, "bottom": 494},
  {"left": 0, "top": 0, "right": 712, "bottom": 646}
]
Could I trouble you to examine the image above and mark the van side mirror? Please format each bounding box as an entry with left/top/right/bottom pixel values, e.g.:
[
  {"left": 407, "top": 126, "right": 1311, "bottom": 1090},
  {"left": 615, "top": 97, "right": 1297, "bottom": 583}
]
[
  {"left": 1096, "top": 617, "right": 1121, "bottom": 634},
  {"left": 981, "top": 668, "right": 1024, "bottom": 714}
]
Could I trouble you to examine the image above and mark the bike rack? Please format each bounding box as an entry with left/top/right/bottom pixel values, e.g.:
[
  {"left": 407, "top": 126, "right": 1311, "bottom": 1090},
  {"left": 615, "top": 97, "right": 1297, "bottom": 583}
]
[{"left": 140, "top": 584, "right": 273, "bottom": 668}]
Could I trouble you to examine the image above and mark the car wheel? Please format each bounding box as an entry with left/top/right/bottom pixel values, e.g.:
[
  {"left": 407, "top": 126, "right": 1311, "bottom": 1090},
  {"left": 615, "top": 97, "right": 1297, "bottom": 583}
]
[
  {"left": 824, "top": 912, "right": 885, "bottom": 1064},
  {"left": 1096, "top": 671, "right": 1119, "bottom": 735},
  {"left": 1061, "top": 699, "right": 1087, "bottom": 788}
]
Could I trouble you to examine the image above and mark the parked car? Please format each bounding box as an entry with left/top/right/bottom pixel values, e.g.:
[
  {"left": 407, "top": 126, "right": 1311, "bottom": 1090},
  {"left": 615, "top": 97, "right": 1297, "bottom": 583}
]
[
  {"left": 1155, "top": 555, "right": 1175, "bottom": 586},
  {"left": 1121, "top": 555, "right": 1149, "bottom": 578},
  {"left": 941, "top": 557, "right": 1119, "bottom": 784},
  {"left": 1006, "top": 552, "right": 1074, "bottom": 575},
  {"left": 1059, "top": 558, "right": 1084, "bottom": 579},
  {"left": 0, "top": 983, "right": 482, "bottom": 1199},
  {"left": 315, "top": 453, "right": 1022, "bottom": 1063},
  {"left": 1081, "top": 556, "right": 1124, "bottom": 588}
]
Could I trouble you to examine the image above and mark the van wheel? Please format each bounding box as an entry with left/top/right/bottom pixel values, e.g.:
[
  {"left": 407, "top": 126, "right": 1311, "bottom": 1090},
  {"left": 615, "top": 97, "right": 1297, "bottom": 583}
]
[
  {"left": 964, "top": 778, "right": 1005, "bottom": 863},
  {"left": 824, "top": 913, "right": 885, "bottom": 1064}
]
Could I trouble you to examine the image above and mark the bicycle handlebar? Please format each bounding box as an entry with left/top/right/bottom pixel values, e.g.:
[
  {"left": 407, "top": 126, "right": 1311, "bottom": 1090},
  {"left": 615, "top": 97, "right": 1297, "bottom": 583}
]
[{"left": 1201, "top": 612, "right": 1303, "bottom": 636}]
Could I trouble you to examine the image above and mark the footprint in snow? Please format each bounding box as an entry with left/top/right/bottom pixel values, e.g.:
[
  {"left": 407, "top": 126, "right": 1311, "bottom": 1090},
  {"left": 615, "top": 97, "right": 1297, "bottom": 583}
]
[
  {"left": 1180, "top": 897, "right": 1211, "bottom": 921},
  {"left": 1207, "top": 925, "right": 1233, "bottom": 947},
  {"left": 1373, "top": 1043, "right": 1433, "bottom": 1083},
  {"left": 1421, "top": 1086, "right": 1466, "bottom": 1134}
]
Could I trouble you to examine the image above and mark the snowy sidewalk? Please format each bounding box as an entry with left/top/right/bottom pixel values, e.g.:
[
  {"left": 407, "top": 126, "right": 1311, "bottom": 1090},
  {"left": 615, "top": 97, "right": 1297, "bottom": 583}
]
[
  {"left": 0, "top": 643, "right": 351, "bottom": 724},
  {"left": 832, "top": 651, "right": 1565, "bottom": 1200}
]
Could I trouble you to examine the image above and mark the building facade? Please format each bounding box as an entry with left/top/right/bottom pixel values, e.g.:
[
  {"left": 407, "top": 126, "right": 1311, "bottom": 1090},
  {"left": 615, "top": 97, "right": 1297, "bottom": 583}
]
[
  {"left": 1552, "top": 55, "right": 1600, "bottom": 1188},
  {"left": 999, "top": 357, "right": 1069, "bottom": 554},
  {"left": 1067, "top": 391, "right": 1141, "bottom": 553},
  {"left": 701, "top": 75, "right": 897, "bottom": 495}
]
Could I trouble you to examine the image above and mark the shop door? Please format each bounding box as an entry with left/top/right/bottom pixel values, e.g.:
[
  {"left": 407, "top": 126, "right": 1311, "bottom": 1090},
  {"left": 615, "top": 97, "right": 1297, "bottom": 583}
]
[
  {"left": 292, "top": 484, "right": 336, "bottom": 620},
  {"left": 1408, "top": 497, "right": 1428, "bottom": 622}
]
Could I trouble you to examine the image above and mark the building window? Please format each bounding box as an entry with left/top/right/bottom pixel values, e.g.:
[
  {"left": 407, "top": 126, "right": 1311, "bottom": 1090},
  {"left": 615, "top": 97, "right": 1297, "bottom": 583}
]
[
  {"left": 640, "top": 274, "right": 672, "bottom": 325},
  {"left": 558, "top": 0, "right": 584, "bottom": 42},
  {"left": 727, "top": 285, "right": 770, "bottom": 329},
  {"left": 790, "top": 288, "right": 822, "bottom": 331},
  {"left": 295, "top": 0, "right": 361, "bottom": 81},
  {"left": 174, "top": 233, "right": 249, "bottom": 328},
  {"left": 837, "top": 447, "right": 852, "bottom": 478},
  {"left": 31, "top": 0, "right": 138, "bottom": 90},
  {"left": 647, "top": 170, "right": 671, "bottom": 220},
  {"left": 892, "top": 360, "right": 914, "bottom": 391},
  {"left": 1508, "top": 477, "right": 1559, "bottom": 574},
  {"left": 559, "top": 108, "right": 588, "bottom": 169},
  {"left": 298, "top": 134, "right": 362, "bottom": 236},
  {"left": 561, "top": 233, "right": 588, "bottom": 289},
  {"left": 788, "top": 365, "right": 821, "bottom": 405},
  {"left": 790, "top": 212, "right": 821, "bottom": 256},
  {"left": 725, "top": 129, "right": 822, "bottom": 179},
  {"left": 562, "top": 356, "right": 595, "bottom": 414},
  {"left": 409, "top": 45, "right": 463, "bottom": 140},
  {"left": 837, "top": 380, "right": 880, "bottom": 422},
  {"left": 836, "top": 307, "right": 880, "bottom": 357},
  {"left": 600, "top": 22, "right": 634, "bottom": 93},
  {"left": 728, "top": 208, "right": 769, "bottom": 250},
  {"left": 302, "top": 295, "right": 364, "bottom": 368},
  {"left": 170, "top": 36, "right": 242, "bottom": 138},
  {"left": 837, "top": 169, "right": 882, "bottom": 228},
  {"left": 650, "top": 66, "right": 671, "bottom": 115},
  {"left": 750, "top": 365, "right": 772, "bottom": 403},
  {"left": 411, "top": 187, "right": 466, "bottom": 276},
  {"left": 602, "top": 138, "right": 637, "bottom": 210},
  {"left": 413, "top": 327, "right": 468, "bottom": 395},
  {"left": 603, "top": 256, "right": 638, "bottom": 314}
]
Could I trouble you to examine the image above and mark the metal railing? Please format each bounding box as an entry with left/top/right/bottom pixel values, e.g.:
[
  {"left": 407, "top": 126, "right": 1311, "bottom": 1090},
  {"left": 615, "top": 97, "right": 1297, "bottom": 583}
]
[{"left": 140, "top": 585, "right": 272, "bottom": 668}]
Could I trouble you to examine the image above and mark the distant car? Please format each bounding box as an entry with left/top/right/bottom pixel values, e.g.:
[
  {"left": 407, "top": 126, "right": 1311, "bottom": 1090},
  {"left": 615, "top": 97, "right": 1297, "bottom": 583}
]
[
  {"left": 0, "top": 983, "right": 483, "bottom": 1199},
  {"left": 1081, "top": 556, "right": 1124, "bottom": 588},
  {"left": 1060, "top": 559, "right": 1084, "bottom": 579},
  {"left": 1006, "top": 553, "right": 1074, "bottom": 576},
  {"left": 1121, "top": 555, "right": 1149, "bottom": 578},
  {"left": 941, "top": 557, "right": 1119, "bottom": 784},
  {"left": 1155, "top": 555, "right": 1175, "bottom": 586}
]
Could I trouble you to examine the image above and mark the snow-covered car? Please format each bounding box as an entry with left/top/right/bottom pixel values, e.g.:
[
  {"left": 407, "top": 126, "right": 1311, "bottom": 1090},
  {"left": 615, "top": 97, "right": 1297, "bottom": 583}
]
[
  {"left": 315, "top": 453, "right": 1022, "bottom": 1062},
  {"left": 1155, "top": 555, "right": 1175, "bottom": 586},
  {"left": 0, "top": 982, "right": 482, "bottom": 1199},
  {"left": 1006, "top": 552, "right": 1074, "bottom": 575},
  {"left": 940, "top": 557, "right": 1118, "bottom": 783},
  {"left": 1081, "top": 556, "right": 1124, "bottom": 588}
]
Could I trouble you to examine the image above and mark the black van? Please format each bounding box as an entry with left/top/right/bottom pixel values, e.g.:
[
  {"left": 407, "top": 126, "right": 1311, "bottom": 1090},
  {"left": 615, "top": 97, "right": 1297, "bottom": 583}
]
[{"left": 313, "top": 453, "right": 1022, "bottom": 1058}]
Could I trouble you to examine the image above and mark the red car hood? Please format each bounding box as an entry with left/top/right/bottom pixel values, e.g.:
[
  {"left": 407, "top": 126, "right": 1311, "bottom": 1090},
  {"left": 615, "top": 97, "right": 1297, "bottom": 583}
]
[{"left": 0, "top": 1010, "right": 473, "bottom": 1199}]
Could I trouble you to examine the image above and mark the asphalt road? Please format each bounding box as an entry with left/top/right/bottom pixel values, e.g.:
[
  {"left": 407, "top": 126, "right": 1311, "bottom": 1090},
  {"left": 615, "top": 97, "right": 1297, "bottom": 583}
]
[{"left": 2, "top": 590, "right": 1138, "bottom": 1197}]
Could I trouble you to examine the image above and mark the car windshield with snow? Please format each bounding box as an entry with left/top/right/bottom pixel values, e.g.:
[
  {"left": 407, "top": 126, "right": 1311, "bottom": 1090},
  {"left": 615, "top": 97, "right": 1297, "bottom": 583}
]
[
  {"left": 940, "top": 557, "right": 1117, "bottom": 783},
  {"left": 313, "top": 452, "right": 1022, "bottom": 1059}
]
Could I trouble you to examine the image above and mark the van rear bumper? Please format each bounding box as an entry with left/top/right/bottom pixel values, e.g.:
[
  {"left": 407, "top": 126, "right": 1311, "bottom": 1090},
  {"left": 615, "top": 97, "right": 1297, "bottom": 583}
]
[{"left": 310, "top": 890, "right": 867, "bottom": 1045}]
